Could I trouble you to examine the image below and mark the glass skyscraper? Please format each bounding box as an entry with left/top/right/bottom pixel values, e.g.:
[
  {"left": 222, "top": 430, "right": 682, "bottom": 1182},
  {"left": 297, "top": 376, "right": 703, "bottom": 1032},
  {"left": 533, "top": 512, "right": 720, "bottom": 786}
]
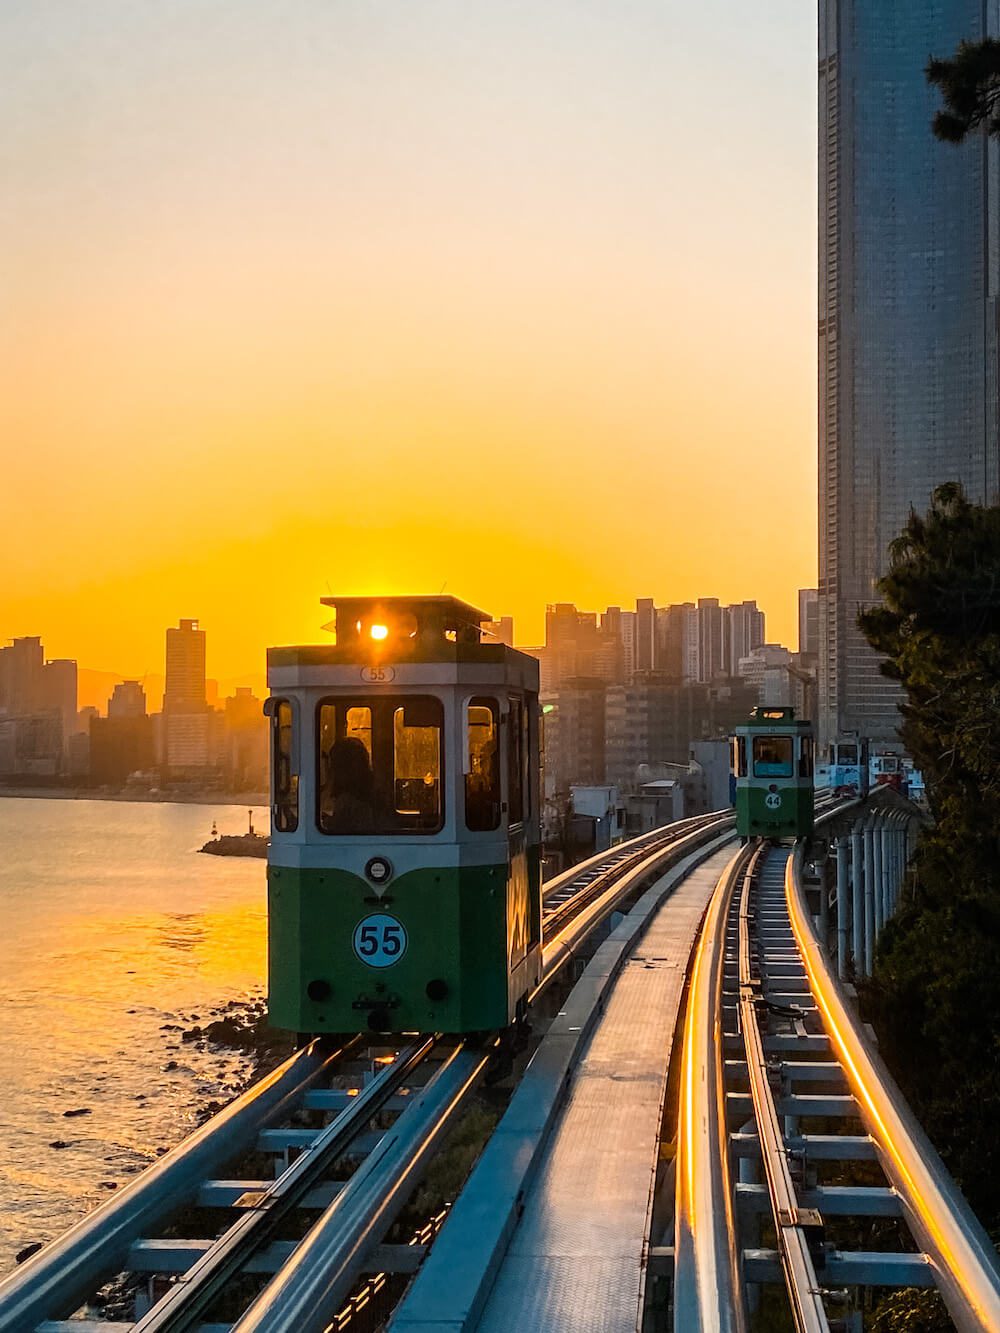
[{"left": 818, "top": 1, "right": 1000, "bottom": 748}]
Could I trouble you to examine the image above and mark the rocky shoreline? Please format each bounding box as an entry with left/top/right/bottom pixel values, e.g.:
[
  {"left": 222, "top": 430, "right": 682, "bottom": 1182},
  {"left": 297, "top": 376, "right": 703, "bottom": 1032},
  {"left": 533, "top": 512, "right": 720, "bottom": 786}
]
[{"left": 11, "top": 995, "right": 295, "bottom": 1276}]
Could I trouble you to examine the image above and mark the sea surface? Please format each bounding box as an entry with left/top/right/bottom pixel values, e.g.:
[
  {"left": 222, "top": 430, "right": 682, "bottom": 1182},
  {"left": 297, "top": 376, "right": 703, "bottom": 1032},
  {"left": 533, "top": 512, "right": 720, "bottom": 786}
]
[{"left": 0, "top": 796, "right": 269, "bottom": 1274}]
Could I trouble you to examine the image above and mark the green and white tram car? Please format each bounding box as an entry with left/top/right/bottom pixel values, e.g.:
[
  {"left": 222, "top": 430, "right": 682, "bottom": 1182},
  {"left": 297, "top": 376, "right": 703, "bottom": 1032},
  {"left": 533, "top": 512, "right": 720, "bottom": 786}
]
[
  {"left": 731, "top": 706, "right": 814, "bottom": 840},
  {"left": 265, "top": 595, "right": 542, "bottom": 1037}
]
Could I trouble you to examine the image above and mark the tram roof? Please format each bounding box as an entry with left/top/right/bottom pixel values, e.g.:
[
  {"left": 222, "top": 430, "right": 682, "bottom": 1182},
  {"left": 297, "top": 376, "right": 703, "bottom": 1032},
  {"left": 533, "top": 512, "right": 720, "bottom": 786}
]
[
  {"left": 734, "top": 706, "right": 813, "bottom": 732},
  {"left": 320, "top": 595, "right": 490, "bottom": 636}
]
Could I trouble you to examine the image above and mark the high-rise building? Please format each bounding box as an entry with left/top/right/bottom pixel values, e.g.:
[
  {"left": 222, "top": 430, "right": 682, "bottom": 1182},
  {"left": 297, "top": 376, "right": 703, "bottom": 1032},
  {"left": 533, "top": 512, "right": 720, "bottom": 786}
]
[
  {"left": 697, "top": 598, "right": 726, "bottom": 683},
  {"left": 619, "top": 610, "right": 637, "bottom": 681},
  {"left": 0, "top": 637, "right": 44, "bottom": 714},
  {"left": 163, "top": 620, "right": 211, "bottom": 773},
  {"left": 108, "top": 680, "right": 147, "bottom": 719},
  {"left": 819, "top": 3, "right": 1000, "bottom": 747},
  {"left": 164, "top": 619, "right": 207, "bottom": 714},
  {"left": 635, "top": 598, "right": 656, "bottom": 672},
  {"left": 798, "top": 589, "right": 819, "bottom": 659},
  {"left": 657, "top": 603, "right": 699, "bottom": 682},
  {"left": 726, "top": 601, "right": 765, "bottom": 676}
]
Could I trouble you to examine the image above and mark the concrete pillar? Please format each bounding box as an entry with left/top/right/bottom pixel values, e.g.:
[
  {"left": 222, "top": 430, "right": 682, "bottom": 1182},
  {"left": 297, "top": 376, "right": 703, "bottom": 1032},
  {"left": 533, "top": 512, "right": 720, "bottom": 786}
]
[
  {"left": 863, "top": 820, "right": 876, "bottom": 977},
  {"left": 875, "top": 820, "right": 888, "bottom": 935},
  {"left": 836, "top": 838, "right": 849, "bottom": 980},
  {"left": 851, "top": 826, "right": 864, "bottom": 971}
]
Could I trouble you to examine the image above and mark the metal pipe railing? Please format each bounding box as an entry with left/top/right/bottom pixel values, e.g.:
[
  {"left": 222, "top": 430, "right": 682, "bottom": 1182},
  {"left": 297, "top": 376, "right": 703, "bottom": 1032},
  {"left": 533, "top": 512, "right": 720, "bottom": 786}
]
[{"left": 786, "top": 838, "right": 1000, "bottom": 1333}]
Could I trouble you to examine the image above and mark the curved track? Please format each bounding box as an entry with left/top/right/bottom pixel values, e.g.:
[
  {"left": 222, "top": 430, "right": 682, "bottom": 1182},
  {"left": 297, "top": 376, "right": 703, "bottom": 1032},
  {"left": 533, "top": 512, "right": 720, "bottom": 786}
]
[{"left": 674, "top": 810, "right": 1000, "bottom": 1332}]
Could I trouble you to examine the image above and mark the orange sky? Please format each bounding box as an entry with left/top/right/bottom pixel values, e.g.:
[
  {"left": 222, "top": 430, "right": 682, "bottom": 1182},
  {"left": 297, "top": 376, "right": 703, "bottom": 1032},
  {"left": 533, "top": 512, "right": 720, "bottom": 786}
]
[{"left": 1, "top": 2, "right": 817, "bottom": 678}]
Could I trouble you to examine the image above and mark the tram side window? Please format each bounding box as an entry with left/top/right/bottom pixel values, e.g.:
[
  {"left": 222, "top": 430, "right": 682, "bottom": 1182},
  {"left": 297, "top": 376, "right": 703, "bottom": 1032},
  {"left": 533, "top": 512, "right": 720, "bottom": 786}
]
[
  {"left": 466, "top": 699, "right": 501, "bottom": 832},
  {"left": 507, "top": 696, "right": 524, "bottom": 824},
  {"left": 272, "top": 700, "right": 299, "bottom": 832},
  {"left": 732, "top": 736, "right": 748, "bottom": 777},
  {"left": 316, "top": 696, "right": 443, "bottom": 834},
  {"left": 798, "top": 736, "right": 814, "bottom": 778},
  {"left": 752, "top": 735, "right": 793, "bottom": 778}
]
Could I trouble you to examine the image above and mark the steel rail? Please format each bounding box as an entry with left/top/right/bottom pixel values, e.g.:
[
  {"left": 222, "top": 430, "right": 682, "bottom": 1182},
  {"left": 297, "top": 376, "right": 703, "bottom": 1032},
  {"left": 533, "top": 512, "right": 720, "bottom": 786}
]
[
  {"left": 542, "top": 811, "right": 725, "bottom": 904},
  {"left": 673, "top": 844, "right": 755, "bottom": 1333},
  {"left": 0, "top": 1038, "right": 354, "bottom": 1333},
  {"left": 129, "top": 1037, "right": 435, "bottom": 1333},
  {"left": 541, "top": 811, "right": 732, "bottom": 937},
  {"left": 787, "top": 831, "right": 1000, "bottom": 1333},
  {"left": 537, "top": 815, "right": 736, "bottom": 998},
  {"left": 231, "top": 1042, "right": 488, "bottom": 1333},
  {"left": 737, "top": 850, "right": 829, "bottom": 1333}
]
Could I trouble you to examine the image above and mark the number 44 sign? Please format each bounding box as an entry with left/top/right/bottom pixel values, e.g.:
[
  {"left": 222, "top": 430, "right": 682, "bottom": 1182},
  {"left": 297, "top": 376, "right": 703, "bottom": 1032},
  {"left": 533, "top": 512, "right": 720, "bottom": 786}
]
[{"left": 353, "top": 913, "right": 408, "bottom": 968}]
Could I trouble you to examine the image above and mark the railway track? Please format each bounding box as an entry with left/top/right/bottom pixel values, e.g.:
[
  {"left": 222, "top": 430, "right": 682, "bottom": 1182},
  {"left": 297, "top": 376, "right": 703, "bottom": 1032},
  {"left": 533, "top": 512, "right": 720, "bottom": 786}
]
[
  {"left": 673, "top": 817, "right": 1000, "bottom": 1332},
  {"left": 0, "top": 811, "right": 732, "bottom": 1333}
]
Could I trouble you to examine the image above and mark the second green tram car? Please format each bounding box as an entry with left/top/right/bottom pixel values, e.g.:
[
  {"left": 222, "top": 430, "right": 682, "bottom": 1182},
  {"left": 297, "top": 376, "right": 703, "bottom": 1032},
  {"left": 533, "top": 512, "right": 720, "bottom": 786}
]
[
  {"left": 265, "top": 595, "right": 542, "bottom": 1037},
  {"left": 732, "top": 706, "right": 814, "bottom": 840}
]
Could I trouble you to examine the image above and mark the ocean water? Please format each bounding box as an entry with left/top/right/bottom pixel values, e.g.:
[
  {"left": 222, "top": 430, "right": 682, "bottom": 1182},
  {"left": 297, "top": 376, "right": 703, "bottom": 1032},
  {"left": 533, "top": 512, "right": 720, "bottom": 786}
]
[{"left": 0, "top": 796, "right": 270, "bottom": 1274}]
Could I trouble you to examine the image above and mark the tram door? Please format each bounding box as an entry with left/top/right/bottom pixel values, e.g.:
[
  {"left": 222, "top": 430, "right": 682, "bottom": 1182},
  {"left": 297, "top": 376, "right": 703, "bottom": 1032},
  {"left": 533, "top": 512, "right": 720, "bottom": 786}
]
[{"left": 505, "top": 695, "right": 530, "bottom": 972}]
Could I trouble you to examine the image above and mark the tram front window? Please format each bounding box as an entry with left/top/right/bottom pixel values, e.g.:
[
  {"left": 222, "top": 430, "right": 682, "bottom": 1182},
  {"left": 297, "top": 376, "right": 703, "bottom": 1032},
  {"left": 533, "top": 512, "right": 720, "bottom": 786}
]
[
  {"left": 317, "top": 696, "right": 444, "bottom": 834},
  {"left": 753, "top": 735, "right": 793, "bottom": 778}
]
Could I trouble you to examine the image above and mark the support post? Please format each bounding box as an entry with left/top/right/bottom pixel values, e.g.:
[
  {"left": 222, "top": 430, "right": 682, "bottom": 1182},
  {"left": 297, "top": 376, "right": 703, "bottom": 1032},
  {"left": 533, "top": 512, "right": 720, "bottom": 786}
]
[
  {"left": 836, "top": 838, "right": 849, "bottom": 979},
  {"left": 875, "top": 819, "right": 887, "bottom": 935},
  {"left": 851, "top": 824, "right": 864, "bottom": 972},
  {"left": 863, "top": 818, "right": 876, "bottom": 977}
]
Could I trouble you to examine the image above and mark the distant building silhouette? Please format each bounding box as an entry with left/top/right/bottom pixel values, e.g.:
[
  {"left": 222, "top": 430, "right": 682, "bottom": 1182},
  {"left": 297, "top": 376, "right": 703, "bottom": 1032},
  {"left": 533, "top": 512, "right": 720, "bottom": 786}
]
[
  {"left": 162, "top": 619, "right": 212, "bottom": 775},
  {"left": 0, "top": 637, "right": 78, "bottom": 776}
]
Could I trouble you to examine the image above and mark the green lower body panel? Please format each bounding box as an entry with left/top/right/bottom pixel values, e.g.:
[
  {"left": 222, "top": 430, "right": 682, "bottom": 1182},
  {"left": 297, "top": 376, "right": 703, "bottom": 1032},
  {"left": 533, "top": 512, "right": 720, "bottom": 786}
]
[
  {"left": 267, "top": 861, "right": 542, "bottom": 1035},
  {"left": 735, "top": 784, "right": 814, "bottom": 840}
]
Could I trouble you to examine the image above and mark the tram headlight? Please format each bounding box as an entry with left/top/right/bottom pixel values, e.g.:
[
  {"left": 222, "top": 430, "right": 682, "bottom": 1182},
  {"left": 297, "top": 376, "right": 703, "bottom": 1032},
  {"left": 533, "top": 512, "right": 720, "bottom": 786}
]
[{"left": 370, "top": 623, "right": 389, "bottom": 641}]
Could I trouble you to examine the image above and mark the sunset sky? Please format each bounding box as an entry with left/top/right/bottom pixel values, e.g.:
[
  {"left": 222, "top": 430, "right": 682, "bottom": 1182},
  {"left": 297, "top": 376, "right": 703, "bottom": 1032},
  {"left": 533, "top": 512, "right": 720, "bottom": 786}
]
[{"left": 2, "top": 2, "right": 817, "bottom": 680}]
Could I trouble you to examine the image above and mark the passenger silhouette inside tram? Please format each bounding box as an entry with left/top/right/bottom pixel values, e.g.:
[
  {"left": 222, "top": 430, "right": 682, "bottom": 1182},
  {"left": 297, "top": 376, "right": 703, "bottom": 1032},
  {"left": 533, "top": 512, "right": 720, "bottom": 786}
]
[{"left": 325, "top": 737, "right": 380, "bottom": 832}]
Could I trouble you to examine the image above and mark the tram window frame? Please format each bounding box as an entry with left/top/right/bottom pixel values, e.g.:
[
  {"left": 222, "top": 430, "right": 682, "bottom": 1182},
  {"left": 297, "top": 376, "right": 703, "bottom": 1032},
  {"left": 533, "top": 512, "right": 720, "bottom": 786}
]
[
  {"left": 465, "top": 698, "right": 501, "bottom": 832},
  {"left": 798, "top": 736, "right": 814, "bottom": 778},
  {"left": 752, "top": 734, "right": 794, "bottom": 778},
  {"left": 732, "top": 736, "right": 748, "bottom": 777},
  {"left": 507, "top": 696, "right": 525, "bottom": 825},
  {"left": 271, "top": 698, "right": 299, "bottom": 832},
  {"left": 316, "top": 695, "right": 445, "bottom": 835}
]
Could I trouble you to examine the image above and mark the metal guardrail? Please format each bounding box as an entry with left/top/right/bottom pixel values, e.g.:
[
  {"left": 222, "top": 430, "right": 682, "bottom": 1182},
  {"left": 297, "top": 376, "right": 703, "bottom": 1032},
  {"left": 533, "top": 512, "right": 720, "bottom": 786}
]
[
  {"left": 538, "top": 812, "right": 735, "bottom": 995},
  {"left": 541, "top": 810, "right": 732, "bottom": 938},
  {"left": 787, "top": 830, "right": 1000, "bottom": 1333}
]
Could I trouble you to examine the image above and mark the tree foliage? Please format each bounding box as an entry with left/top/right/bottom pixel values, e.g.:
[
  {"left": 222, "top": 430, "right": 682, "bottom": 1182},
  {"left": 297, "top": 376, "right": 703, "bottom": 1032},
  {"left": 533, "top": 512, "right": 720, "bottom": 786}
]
[
  {"left": 926, "top": 38, "right": 1000, "bottom": 142},
  {"left": 858, "top": 484, "right": 1000, "bottom": 1230}
]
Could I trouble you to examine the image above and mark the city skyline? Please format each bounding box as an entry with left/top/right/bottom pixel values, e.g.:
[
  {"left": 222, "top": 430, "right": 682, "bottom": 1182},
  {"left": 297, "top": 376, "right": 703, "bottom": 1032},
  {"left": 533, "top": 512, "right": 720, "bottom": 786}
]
[
  {"left": 2, "top": 2, "right": 816, "bottom": 680},
  {"left": 3, "top": 583, "right": 816, "bottom": 714}
]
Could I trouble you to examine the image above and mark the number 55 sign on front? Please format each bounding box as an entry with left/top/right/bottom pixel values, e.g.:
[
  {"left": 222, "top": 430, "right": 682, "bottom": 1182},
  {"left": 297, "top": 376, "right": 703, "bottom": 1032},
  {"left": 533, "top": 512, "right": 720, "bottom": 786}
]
[{"left": 352, "top": 913, "right": 408, "bottom": 968}]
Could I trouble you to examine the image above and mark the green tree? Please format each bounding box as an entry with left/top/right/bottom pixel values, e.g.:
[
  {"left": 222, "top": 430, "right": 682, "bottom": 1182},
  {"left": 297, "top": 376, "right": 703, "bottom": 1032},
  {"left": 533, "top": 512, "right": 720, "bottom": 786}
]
[
  {"left": 926, "top": 37, "right": 1000, "bottom": 142},
  {"left": 858, "top": 484, "right": 1000, "bottom": 1229}
]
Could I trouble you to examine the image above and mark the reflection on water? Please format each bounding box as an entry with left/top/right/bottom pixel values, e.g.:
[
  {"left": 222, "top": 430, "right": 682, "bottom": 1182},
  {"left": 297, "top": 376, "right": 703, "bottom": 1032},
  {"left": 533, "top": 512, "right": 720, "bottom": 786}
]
[{"left": 0, "top": 797, "right": 269, "bottom": 1273}]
